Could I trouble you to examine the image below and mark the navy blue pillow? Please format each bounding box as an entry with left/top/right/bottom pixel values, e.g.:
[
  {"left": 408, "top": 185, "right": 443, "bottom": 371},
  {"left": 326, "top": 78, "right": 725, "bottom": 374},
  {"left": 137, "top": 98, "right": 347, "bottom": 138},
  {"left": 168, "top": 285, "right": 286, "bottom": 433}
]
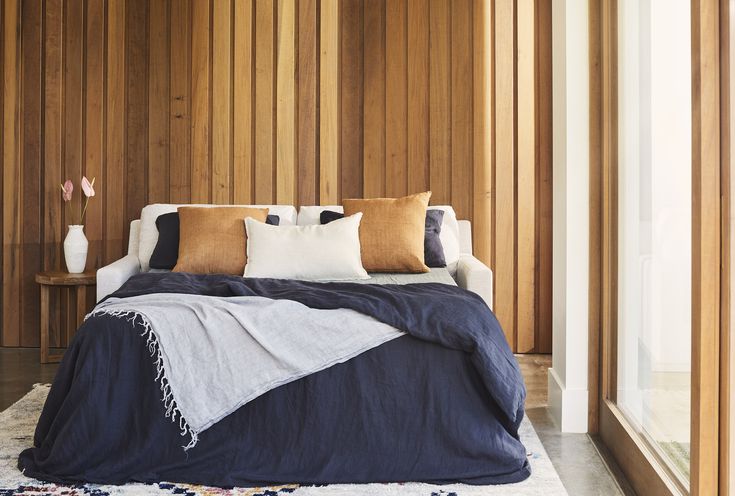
[
  {"left": 149, "top": 212, "right": 280, "bottom": 270},
  {"left": 149, "top": 212, "right": 180, "bottom": 269},
  {"left": 320, "top": 209, "right": 446, "bottom": 268}
]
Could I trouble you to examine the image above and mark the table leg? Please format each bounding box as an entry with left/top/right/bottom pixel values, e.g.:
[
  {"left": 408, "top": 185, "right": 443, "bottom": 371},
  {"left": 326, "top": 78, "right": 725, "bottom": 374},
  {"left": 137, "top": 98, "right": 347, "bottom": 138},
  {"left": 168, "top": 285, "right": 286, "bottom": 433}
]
[
  {"left": 76, "top": 285, "right": 87, "bottom": 329},
  {"left": 40, "top": 285, "right": 49, "bottom": 364}
]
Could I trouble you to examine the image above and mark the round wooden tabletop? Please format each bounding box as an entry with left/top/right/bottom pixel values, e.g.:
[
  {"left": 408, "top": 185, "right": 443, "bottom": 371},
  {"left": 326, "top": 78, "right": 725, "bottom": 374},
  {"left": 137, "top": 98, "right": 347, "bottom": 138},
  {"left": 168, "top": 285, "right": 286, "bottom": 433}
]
[{"left": 35, "top": 270, "right": 96, "bottom": 286}]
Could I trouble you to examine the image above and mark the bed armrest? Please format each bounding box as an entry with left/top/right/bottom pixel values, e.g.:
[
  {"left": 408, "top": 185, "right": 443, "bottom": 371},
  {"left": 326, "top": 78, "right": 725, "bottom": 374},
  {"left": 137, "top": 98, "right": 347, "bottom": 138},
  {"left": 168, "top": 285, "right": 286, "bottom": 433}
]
[
  {"left": 456, "top": 254, "right": 493, "bottom": 310},
  {"left": 96, "top": 254, "right": 141, "bottom": 302}
]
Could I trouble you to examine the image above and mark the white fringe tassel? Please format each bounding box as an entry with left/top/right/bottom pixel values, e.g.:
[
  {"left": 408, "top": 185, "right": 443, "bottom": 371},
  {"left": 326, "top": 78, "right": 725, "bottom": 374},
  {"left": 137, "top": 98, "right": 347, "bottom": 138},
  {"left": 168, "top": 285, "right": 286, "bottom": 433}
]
[{"left": 90, "top": 308, "right": 199, "bottom": 451}]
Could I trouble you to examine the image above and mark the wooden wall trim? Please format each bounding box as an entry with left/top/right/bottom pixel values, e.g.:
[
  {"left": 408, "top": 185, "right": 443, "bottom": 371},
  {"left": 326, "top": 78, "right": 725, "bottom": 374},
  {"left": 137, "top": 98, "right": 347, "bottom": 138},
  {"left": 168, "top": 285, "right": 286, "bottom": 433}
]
[
  {"left": 588, "top": 0, "right": 602, "bottom": 435},
  {"left": 0, "top": 0, "right": 553, "bottom": 354},
  {"left": 691, "top": 0, "right": 722, "bottom": 493}
]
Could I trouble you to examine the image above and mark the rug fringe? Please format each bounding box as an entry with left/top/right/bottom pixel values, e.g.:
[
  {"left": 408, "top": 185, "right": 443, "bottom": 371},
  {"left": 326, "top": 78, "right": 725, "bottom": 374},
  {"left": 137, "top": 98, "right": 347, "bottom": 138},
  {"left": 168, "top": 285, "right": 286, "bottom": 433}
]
[{"left": 90, "top": 308, "right": 200, "bottom": 451}]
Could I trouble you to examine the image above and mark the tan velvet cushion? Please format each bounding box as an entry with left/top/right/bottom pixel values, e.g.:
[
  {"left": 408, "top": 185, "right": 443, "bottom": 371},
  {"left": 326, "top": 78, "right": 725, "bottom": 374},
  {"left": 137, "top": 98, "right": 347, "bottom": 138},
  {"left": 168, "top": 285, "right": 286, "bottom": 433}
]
[
  {"left": 173, "top": 206, "right": 268, "bottom": 275},
  {"left": 343, "top": 191, "right": 431, "bottom": 273}
]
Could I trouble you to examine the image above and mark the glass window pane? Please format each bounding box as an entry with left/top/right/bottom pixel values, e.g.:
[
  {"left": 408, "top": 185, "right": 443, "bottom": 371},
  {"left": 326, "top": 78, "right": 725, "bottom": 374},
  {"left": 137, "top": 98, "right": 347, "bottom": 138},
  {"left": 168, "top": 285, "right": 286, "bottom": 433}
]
[{"left": 617, "top": 0, "right": 691, "bottom": 486}]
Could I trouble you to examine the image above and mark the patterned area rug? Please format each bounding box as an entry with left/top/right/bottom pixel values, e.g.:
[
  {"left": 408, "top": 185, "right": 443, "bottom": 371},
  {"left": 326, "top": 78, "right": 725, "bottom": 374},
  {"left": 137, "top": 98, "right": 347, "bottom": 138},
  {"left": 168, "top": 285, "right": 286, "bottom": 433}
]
[{"left": 0, "top": 385, "right": 567, "bottom": 495}]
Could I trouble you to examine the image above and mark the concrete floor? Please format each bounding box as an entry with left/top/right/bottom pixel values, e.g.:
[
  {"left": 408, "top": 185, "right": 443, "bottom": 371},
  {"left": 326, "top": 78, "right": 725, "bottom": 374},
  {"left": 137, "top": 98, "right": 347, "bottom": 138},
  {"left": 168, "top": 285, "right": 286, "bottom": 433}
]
[{"left": 0, "top": 348, "right": 633, "bottom": 495}]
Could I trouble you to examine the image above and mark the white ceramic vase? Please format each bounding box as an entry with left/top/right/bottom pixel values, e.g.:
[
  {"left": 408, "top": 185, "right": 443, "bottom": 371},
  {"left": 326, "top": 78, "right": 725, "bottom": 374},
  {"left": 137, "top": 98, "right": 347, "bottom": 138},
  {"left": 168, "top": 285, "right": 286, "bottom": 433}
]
[{"left": 64, "top": 225, "right": 88, "bottom": 274}]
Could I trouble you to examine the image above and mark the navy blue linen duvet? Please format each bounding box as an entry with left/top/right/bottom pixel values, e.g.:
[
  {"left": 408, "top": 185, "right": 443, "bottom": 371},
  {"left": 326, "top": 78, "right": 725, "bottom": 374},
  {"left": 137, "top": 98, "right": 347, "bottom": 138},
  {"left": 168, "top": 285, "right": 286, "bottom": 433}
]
[{"left": 19, "top": 272, "right": 530, "bottom": 486}]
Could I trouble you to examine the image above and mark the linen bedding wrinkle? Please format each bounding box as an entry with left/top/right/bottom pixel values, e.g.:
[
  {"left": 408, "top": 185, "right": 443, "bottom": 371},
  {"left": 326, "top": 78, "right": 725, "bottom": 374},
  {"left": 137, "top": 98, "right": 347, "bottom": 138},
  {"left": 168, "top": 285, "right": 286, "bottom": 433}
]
[
  {"left": 89, "top": 293, "right": 405, "bottom": 450},
  {"left": 20, "top": 273, "right": 530, "bottom": 486}
]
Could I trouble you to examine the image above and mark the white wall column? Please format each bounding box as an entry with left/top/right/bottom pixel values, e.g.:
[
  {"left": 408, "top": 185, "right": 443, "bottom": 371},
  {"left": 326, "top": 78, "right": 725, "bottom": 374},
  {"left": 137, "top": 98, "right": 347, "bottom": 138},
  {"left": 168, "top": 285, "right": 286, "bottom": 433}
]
[{"left": 548, "top": 0, "right": 590, "bottom": 433}]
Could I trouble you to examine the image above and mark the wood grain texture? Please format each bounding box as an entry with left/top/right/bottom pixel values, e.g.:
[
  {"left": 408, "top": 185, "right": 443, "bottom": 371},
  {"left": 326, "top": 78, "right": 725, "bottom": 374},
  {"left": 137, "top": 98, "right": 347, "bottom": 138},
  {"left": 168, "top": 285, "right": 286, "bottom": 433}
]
[
  {"left": 42, "top": 0, "right": 64, "bottom": 348},
  {"left": 20, "top": 0, "right": 42, "bottom": 347},
  {"left": 125, "top": 0, "right": 148, "bottom": 236},
  {"left": 0, "top": 0, "right": 552, "bottom": 353},
  {"left": 516, "top": 0, "right": 536, "bottom": 353},
  {"left": 169, "top": 0, "right": 191, "bottom": 203},
  {"left": 363, "top": 0, "right": 386, "bottom": 198},
  {"left": 233, "top": 0, "right": 253, "bottom": 204},
  {"left": 276, "top": 0, "right": 297, "bottom": 205},
  {"left": 472, "top": 0, "right": 493, "bottom": 276},
  {"left": 537, "top": 0, "right": 553, "bottom": 355},
  {"left": 148, "top": 0, "right": 170, "bottom": 204},
  {"left": 340, "top": 0, "right": 364, "bottom": 200},
  {"left": 85, "top": 0, "right": 105, "bottom": 272},
  {"left": 407, "top": 0, "right": 429, "bottom": 195},
  {"left": 297, "top": 0, "right": 318, "bottom": 205},
  {"left": 385, "top": 0, "right": 407, "bottom": 198},
  {"left": 212, "top": 0, "right": 232, "bottom": 204},
  {"left": 319, "top": 0, "right": 340, "bottom": 204},
  {"left": 691, "top": 0, "right": 722, "bottom": 493},
  {"left": 191, "top": 0, "right": 211, "bottom": 203},
  {"left": 428, "top": 0, "right": 450, "bottom": 205},
  {"left": 450, "top": 0, "right": 473, "bottom": 224},
  {"left": 105, "top": 0, "right": 126, "bottom": 263},
  {"left": 254, "top": 0, "right": 274, "bottom": 204},
  {"left": 493, "top": 0, "right": 515, "bottom": 344}
]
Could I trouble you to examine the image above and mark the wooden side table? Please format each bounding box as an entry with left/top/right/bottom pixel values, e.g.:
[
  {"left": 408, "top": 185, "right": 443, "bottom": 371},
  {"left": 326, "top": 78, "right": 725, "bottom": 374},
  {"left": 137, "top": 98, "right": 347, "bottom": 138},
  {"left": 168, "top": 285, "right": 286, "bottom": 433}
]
[{"left": 36, "top": 271, "right": 96, "bottom": 364}]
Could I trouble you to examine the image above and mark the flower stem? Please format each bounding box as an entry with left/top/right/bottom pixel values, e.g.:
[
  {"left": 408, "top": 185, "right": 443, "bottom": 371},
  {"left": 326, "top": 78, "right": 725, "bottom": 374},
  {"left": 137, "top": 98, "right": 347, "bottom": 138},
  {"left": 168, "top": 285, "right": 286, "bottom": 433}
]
[{"left": 80, "top": 197, "right": 90, "bottom": 225}]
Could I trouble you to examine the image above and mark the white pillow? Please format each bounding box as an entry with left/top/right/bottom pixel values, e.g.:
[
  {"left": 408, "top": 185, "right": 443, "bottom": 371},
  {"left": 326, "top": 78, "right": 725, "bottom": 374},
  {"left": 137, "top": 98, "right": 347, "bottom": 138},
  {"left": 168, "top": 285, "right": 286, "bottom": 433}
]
[
  {"left": 297, "top": 205, "right": 343, "bottom": 225},
  {"left": 244, "top": 213, "right": 369, "bottom": 281}
]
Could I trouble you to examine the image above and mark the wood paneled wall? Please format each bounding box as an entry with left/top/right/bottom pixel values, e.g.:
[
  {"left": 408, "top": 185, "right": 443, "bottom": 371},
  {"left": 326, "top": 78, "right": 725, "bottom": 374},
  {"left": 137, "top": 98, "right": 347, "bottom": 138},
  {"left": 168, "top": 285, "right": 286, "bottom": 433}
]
[{"left": 0, "top": 0, "right": 552, "bottom": 353}]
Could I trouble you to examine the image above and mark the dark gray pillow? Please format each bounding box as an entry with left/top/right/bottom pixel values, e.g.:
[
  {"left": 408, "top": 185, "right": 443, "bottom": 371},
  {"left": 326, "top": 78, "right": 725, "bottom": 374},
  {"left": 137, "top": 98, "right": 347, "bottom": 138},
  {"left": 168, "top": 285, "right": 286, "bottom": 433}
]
[
  {"left": 320, "top": 209, "right": 446, "bottom": 268},
  {"left": 149, "top": 212, "right": 280, "bottom": 270},
  {"left": 423, "top": 209, "right": 446, "bottom": 267}
]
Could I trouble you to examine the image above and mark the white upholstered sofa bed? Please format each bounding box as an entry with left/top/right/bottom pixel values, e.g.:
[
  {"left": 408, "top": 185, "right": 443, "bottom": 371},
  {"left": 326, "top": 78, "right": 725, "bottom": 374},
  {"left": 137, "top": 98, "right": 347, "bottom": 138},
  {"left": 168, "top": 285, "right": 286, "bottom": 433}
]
[{"left": 96, "top": 203, "right": 494, "bottom": 308}]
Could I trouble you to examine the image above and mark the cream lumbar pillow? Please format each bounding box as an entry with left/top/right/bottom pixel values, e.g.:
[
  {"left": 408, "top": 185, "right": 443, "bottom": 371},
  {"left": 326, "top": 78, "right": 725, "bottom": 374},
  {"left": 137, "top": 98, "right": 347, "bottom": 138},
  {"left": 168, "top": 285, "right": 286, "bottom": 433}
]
[
  {"left": 343, "top": 191, "right": 431, "bottom": 273},
  {"left": 244, "top": 213, "right": 369, "bottom": 281},
  {"left": 173, "top": 206, "right": 269, "bottom": 275}
]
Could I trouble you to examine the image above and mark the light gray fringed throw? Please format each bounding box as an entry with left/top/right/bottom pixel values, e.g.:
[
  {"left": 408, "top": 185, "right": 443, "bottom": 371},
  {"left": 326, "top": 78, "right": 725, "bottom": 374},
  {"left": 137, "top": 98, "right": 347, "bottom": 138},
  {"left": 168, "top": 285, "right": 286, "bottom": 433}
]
[{"left": 90, "top": 294, "right": 404, "bottom": 450}]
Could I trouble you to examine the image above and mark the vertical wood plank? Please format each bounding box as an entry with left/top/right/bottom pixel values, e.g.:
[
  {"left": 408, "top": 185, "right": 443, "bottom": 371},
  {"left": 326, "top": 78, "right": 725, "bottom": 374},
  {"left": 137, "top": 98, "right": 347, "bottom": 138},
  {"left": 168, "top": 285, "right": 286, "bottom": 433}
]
[
  {"left": 407, "top": 0, "right": 429, "bottom": 194},
  {"left": 363, "top": 0, "right": 386, "bottom": 198},
  {"left": 85, "top": 0, "right": 105, "bottom": 272},
  {"left": 320, "top": 0, "right": 340, "bottom": 204},
  {"left": 254, "top": 0, "right": 274, "bottom": 204},
  {"left": 537, "top": 0, "right": 553, "bottom": 352},
  {"left": 64, "top": 0, "right": 83, "bottom": 228},
  {"left": 212, "top": 0, "right": 232, "bottom": 204},
  {"left": 233, "top": 0, "right": 253, "bottom": 204},
  {"left": 691, "top": 0, "right": 721, "bottom": 493},
  {"left": 169, "top": 0, "right": 191, "bottom": 203},
  {"left": 516, "top": 0, "right": 536, "bottom": 352},
  {"left": 429, "top": 0, "right": 450, "bottom": 204},
  {"left": 43, "top": 0, "right": 64, "bottom": 345},
  {"left": 276, "top": 0, "right": 297, "bottom": 204},
  {"left": 385, "top": 0, "right": 407, "bottom": 198},
  {"left": 105, "top": 0, "right": 126, "bottom": 263},
  {"left": 20, "top": 0, "right": 42, "bottom": 347},
  {"left": 298, "top": 0, "right": 318, "bottom": 205},
  {"left": 191, "top": 0, "right": 211, "bottom": 203},
  {"left": 472, "top": 0, "right": 493, "bottom": 266},
  {"left": 5, "top": 0, "right": 23, "bottom": 347},
  {"left": 340, "top": 0, "right": 364, "bottom": 200},
  {"left": 450, "top": 0, "right": 473, "bottom": 221},
  {"left": 493, "top": 0, "right": 515, "bottom": 344},
  {"left": 148, "top": 0, "right": 170, "bottom": 204},
  {"left": 125, "top": 0, "right": 148, "bottom": 230}
]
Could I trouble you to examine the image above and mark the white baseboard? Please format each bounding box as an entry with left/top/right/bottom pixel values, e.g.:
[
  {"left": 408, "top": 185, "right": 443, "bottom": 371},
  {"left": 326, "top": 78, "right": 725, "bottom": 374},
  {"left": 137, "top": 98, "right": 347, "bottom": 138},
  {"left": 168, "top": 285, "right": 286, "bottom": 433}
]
[{"left": 547, "top": 367, "right": 588, "bottom": 433}]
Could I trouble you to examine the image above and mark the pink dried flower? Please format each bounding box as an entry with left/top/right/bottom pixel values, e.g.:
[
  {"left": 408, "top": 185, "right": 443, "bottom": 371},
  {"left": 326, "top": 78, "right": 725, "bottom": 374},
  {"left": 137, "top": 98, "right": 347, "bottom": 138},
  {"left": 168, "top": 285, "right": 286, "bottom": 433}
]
[
  {"left": 81, "top": 176, "right": 96, "bottom": 197},
  {"left": 60, "top": 180, "right": 73, "bottom": 202}
]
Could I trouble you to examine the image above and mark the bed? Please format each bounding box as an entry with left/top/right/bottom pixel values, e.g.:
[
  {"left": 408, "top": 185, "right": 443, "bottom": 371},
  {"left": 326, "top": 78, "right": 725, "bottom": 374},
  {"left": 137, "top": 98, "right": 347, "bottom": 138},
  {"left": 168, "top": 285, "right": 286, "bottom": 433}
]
[{"left": 17, "top": 203, "right": 529, "bottom": 487}]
